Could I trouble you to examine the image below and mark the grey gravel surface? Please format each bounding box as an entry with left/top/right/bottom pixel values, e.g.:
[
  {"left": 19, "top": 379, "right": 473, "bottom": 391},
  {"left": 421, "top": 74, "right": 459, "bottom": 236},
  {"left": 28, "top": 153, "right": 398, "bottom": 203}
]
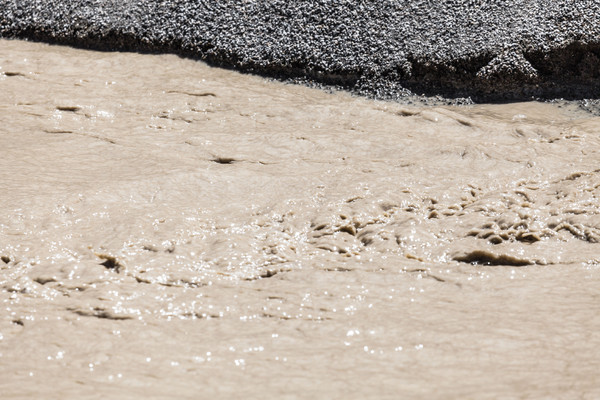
[{"left": 1, "top": 0, "right": 600, "bottom": 101}]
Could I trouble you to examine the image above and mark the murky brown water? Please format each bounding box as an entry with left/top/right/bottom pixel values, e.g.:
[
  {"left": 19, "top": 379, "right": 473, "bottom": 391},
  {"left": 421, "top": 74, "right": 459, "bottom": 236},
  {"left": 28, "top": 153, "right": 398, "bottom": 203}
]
[{"left": 1, "top": 39, "right": 600, "bottom": 398}]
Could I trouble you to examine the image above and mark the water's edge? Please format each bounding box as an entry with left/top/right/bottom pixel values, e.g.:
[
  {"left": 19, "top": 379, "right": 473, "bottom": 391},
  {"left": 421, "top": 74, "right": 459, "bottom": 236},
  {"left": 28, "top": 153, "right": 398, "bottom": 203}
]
[{"left": 2, "top": 1, "right": 600, "bottom": 103}]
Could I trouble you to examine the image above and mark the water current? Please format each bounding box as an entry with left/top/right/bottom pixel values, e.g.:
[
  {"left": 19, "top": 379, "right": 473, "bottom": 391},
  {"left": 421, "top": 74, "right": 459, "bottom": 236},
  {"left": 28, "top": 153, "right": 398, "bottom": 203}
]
[{"left": 1, "top": 39, "right": 600, "bottom": 399}]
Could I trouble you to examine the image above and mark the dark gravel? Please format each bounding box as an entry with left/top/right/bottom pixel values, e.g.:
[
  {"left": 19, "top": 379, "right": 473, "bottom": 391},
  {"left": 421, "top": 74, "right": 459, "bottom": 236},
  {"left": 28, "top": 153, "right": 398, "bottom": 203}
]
[{"left": 1, "top": 0, "right": 600, "bottom": 102}]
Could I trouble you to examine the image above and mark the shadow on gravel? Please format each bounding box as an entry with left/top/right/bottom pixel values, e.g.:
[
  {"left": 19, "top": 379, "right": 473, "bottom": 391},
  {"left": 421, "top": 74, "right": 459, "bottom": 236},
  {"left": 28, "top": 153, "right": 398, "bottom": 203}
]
[{"left": 6, "top": 30, "right": 600, "bottom": 104}]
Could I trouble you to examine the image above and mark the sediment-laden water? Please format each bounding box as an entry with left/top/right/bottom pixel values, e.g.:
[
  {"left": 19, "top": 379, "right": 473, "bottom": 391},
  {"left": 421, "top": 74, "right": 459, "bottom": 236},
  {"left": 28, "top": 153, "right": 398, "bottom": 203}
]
[{"left": 1, "top": 39, "right": 599, "bottom": 399}]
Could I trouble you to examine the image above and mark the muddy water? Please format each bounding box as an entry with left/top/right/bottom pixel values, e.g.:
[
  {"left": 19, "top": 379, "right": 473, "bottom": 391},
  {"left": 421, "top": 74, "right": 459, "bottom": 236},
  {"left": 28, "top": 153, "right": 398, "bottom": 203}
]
[{"left": 1, "top": 39, "right": 600, "bottom": 398}]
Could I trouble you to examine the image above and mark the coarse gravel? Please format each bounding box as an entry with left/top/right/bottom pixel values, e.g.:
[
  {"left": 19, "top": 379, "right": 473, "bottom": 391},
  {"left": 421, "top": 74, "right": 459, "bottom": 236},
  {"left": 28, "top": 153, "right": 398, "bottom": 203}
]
[{"left": 1, "top": 0, "right": 599, "bottom": 102}]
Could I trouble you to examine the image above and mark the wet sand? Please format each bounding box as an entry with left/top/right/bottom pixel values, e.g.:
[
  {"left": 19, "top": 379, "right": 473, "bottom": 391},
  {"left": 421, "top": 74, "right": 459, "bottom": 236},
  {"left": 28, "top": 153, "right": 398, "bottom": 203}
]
[{"left": 1, "top": 39, "right": 600, "bottom": 398}]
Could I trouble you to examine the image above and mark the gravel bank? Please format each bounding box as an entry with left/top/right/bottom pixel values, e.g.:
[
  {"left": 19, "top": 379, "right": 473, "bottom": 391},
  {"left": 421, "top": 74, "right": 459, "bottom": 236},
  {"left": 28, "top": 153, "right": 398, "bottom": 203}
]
[{"left": 1, "top": 0, "right": 600, "bottom": 101}]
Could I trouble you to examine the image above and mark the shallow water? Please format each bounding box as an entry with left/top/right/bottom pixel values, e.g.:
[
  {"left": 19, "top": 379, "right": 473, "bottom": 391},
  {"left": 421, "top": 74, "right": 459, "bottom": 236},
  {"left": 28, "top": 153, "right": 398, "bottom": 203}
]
[{"left": 1, "top": 39, "right": 600, "bottom": 399}]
